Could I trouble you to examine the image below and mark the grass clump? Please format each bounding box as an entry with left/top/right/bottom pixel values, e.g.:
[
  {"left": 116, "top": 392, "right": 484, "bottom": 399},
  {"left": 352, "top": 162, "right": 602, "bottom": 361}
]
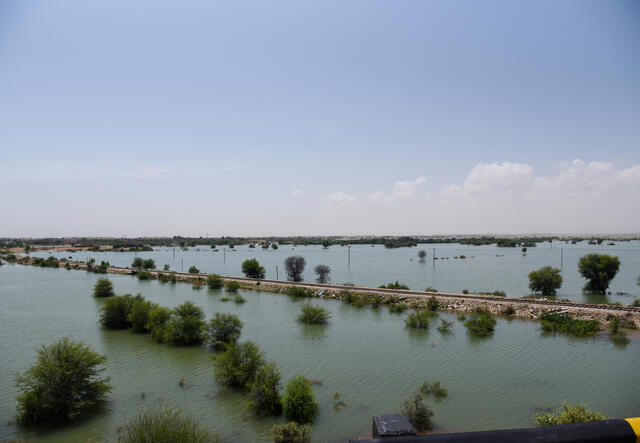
[
  {"left": 220, "top": 296, "right": 230, "bottom": 302},
  {"left": 405, "top": 310, "right": 433, "bottom": 329},
  {"left": 272, "top": 422, "right": 312, "bottom": 443},
  {"left": 426, "top": 295, "right": 439, "bottom": 311},
  {"left": 93, "top": 278, "right": 115, "bottom": 297},
  {"left": 116, "top": 408, "right": 218, "bottom": 443},
  {"left": 234, "top": 294, "right": 246, "bottom": 304},
  {"left": 298, "top": 304, "right": 331, "bottom": 324},
  {"left": 207, "top": 274, "right": 223, "bottom": 289},
  {"left": 225, "top": 280, "right": 240, "bottom": 292},
  {"left": 400, "top": 392, "right": 433, "bottom": 432},
  {"left": 282, "top": 375, "right": 318, "bottom": 424},
  {"left": 388, "top": 302, "right": 407, "bottom": 314},
  {"left": 286, "top": 286, "right": 312, "bottom": 298},
  {"left": 15, "top": 337, "right": 111, "bottom": 425},
  {"left": 213, "top": 341, "right": 265, "bottom": 388},
  {"left": 540, "top": 312, "right": 600, "bottom": 337},
  {"left": 420, "top": 380, "right": 448, "bottom": 400},
  {"left": 464, "top": 309, "right": 496, "bottom": 337},
  {"left": 533, "top": 402, "right": 605, "bottom": 426},
  {"left": 204, "top": 312, "right": 243, "bottom": 351},
  {"left": 437, "top": 319, "right": 453, "bottom": 334}
]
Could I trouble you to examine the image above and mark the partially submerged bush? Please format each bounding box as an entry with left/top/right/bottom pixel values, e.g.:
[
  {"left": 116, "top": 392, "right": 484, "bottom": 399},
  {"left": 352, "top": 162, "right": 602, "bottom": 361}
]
[
  {"left": 248, "top": 361, "right": 282, "bottom": 416},
  {"left": 388, "top": 302, "right": 407, "bottom": 314},
  {"left": 464, "top": 310, "right": 496, "bottom": 337},
  {"left": 298, "top": 303, "right": 331, "bottom": 324},
  {"left": 380, "top": 281, "right": 409, "bottom": 290},
  {"left": 437, "top": 319, "right": 453, "bottom": 334},
  {"left": 272, "top": 422, "right": 312, "bottom": 443},
  {"left": 137, "top": 270, "right": 152, "bottom": 280},
  {"left": 188, "top": 265, "right": 200, "bottom": 274},
  {"left": 234, "top": 294, "right": 246, "bottom": 304},
  {"left": 420, "top": 380, "right": 448, "bottom": 400},
  {"left": 426, "top": 295, "right": 439, "bottom": 311},
  {"left": 502, "top": 306, "right": 516, "bottom": 316},
  {"left": 225, "top": 280, "right": 240, "bottom": 292},
  {"left": 100, "top": 294, "right": 136, "bottom": 329},
  {"left": 282, "top": 375, "right": 318, "bottom": 424},
  {"left": 146, "top": 306, "right": 172, "bottom": 342},
  {"left": 242, "top": 258, "right": 265, "bottom": 279},
  {"left": 213, "top": 341, "right": 265, "bottom": 388},
  {"left": 405, "top": 310, "right": 433, "bottom": 329},
  {"left": 400, "top": 392, "right": 433, "bottom": 432},
  {"left": 287, "top": 286, "right": 312, "bottom": 298},
  {"left": 164, "top": 301, "right": 206, "bottom": 346},
  {"left": 533, "top": 402, "right": 605, "bottom": 426},
  {"left": 207, "top": 274, "right": 223, "bottom": 289},
  {"left": 127, "top": 297, "right": 157, "bottom": 333},
  {"left": 528, "top": 266, "right": 563, "bottom": 295},
  {"left": 540, "top": 312, "right": 600, "bottom": 337},
  {"left": 93, "top": 278, "right": 115, "bottom": 297},
  {"left": 205, "top": 312, "right": 243, "bottom": 351},
  {"left": 116, "top": 408, "right": 217, "bottom": 443},
  {"left": 578, "top": 254, "right": 620, "bottom": 293},
  {"left": 15, "top": 337, "right": 112, "bottom": 425}
]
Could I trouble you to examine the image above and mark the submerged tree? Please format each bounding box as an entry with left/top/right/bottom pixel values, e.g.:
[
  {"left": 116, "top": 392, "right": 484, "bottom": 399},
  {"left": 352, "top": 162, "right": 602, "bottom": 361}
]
[
  {"left": 401, "top": 392, "right": 433, "bottom": 432},
  {"left": 242, "top": 258, "right": 265, "bottom": 279},
  {"left": 528, "top": 266, "right": 563, "bottom": 295},
  {"left": 205, "top": 312, "right": 243, "bottom": 351},
  {"left": 282, "top": 375, "right": 318, "bottom": 424},
  {"left": 164, "top": 301, "right": 206, "bottom": 346},
  {"left": 578, "top": 254, "right": 620, "bottom": 293},
  {"left": 93, "top": 278, "right": 115, "bottom": 297},
  {"left": 285, "top": 256, "right": 306, "bottom": 282},
  {"left": 314, "top": 264, "right": 331, "bottom": 283},
  {"left": 248, "top": 361, "right": 283, "bottom": 416},
  {"left": 15, "top": 337, "right": 112, "bottom": 425},
  {"left": 418, "top": 250, "right": 427, "bottom": 262}
]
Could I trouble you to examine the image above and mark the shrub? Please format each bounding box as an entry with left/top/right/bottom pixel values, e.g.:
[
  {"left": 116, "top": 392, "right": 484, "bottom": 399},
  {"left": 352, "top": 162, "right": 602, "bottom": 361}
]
[
  {"left": 100, "top": 294, "right": 136, "bottom": 329},
  {"left": 314, "top": 264, "right": 331, "bottom": 283},
  {"left": 578, "top": 254, "right": 620, "bottom": 293},
  {"left": 163, "top": 264, "right": 170, "bottom": 271},
  {"left": 188, "top": 266, "right": 200, "bottom": 274},
  {"left": 285, "top": 256, "right": 306, "bottom": 282},
  {"left": 248, "top": 361, "right": 282, "bottom": 416},
  {"left": 437, "top": 319, "right": 453, "bottom": 334},
  {"left": 418, "top": 250, "right": 427, "bottom": 261},
  {"left": 540, "top": 312, "right": 600, "bottom": 337},
  {"left": 287, "top": 286, "right": 312, "bottom": 298},
  {"left": 388, "top": 302, "right": 406, "bottom": 314},
  {"left": 380, "top": 281, "right": 409, "bottom": 290},
  {"left": 116, "top": 408, "right": 217, "bottom": 443},
  {"left": 298, "top": 304, "right": 331, "bottom": 324},
  {"left": 462, "top": 289, "right": 469, "bottom": 294},
  {"left": 632, "top": 298, "right": 640, "bottom": 307},
  {"left": 464, "top": 311, "right": 496, "bottom": 337},
  {"left": 528, "top": 266, "right": 563, "bottom": 295},
  {"left": 282, "top": 375, "right": 318, "bottom": 424},
  {"left": 146, "top": 306, "right": 172, "bottom": 342},
  {"left": 492, "top": 290, "right": 506, "bottom": 297},
  {"left": 533, "top": 402, "right": 605, "bottom": 426},
  {"left": 226, "top": 281, "right": 240, "bottom": 292},
  {"left": 426, "top": 295, "right": 439, "bottom": 311},
  {"left": 234, "top": 294, "right": 246, "bottom": 303},
  {"left": 132, "top": 257, "right": 143, "bottom": 269},
  {"left": 127, "top": 297, "right": 157, "bottom": 333},
  {"left": 272, "top": 422, "right": 312, "bottom": 443},
  {"left": 242, "top": 259, "right": 265, "bottom": 279},
  {"left": 205, "top": 313, "right": 243, "bottom": 351},
  {"left": 164, "top": 301, "right": 206, "bottom": 346},
  {"left": 213, "top": 341, "right": 264, "bottom": 388},
  {"left": 425, "top": 287, "right": 438, "bottom": 293},
  {"left": 400, "top": 392, "right": 433, "bottom": 432},
  {"left": 137, "top": 270, "right": 152, "bottom": 280},
  {"left": 93, "top": 278, "right": 114, "bottom": 297},
  {"left": 405, "top": 310, "right": 432, "bottom": 329},
  {"left": 207, "top": 274, "right": 223, "bottom": 289},
  {"left": 502, "top": 306, "right": 516, "bottom": 316},
  {"left": 371, "top": 295, "right": 382, "bottom": 308},
  {"left": 220, "top": 296, "right": 230, "bottom": 302},
  {"left": 420, "top": 380, "right": 448, "bottom": 400},
  {"left": 143, "top": 259, "right": 155, "bottom": 269},
  {"left": 15, "top": 337, "right": 111, "bottom": 425},
  {"left": 457, "top": 314, "right": 466, "bottom": 321}
]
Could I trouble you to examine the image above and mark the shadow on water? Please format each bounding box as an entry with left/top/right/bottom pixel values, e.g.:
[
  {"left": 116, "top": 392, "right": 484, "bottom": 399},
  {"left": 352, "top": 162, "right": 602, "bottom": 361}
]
[{"left": 300, "top": 323, "right": 329, "bottom": 341}]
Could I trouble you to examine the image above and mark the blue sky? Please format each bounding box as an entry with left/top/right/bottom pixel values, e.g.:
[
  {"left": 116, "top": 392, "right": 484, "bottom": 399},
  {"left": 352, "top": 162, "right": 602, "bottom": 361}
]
[{"left": 1, "top": 0, "right": 639, "bottom": 236}]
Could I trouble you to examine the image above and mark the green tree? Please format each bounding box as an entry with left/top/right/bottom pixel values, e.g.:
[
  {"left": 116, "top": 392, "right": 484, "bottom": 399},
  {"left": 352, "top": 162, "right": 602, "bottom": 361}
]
[
  {"left": 578, "top": 253, "right": 620, "bottom": 293},
  {"left": 205, "top": 312, "right": 243, "bottom": 351},
  {"left": 127, "top": 297, "right": 157, "bottom": 333},
  {"left": 464, "top": 309, "right": 497, "bottom": 337},
  {"left": 528, "top": 266, "right": 563, "bottom": 295},
  {"left": 100, "top": 294, "right": 136, "bottom": 329},
  {"left": 400, "top": 392, "right": 433, "bottom": 432},
  {"left": 164, "top": 301, "right": 206, "bottom": 346},
  {"left": 93, "top": 278, "right": 115, "bottom": 297},
  {"left": 249, "top": 361, "right": 283, "bottom": 416},
  {"left": 533, "top": 402, "right": 605, "bottom": 426},
  {"left": 225, "top": 280, "right": 241, "bottom": 292},
  {"left": 142, "top": 259, "right": 156, "bottom": 269},
  {"left": 213, "top": 341, "right": 265, "bottom": 388},
  {"left": 282, "top": 375, "right": 318, "bottom": 424},
  {"left": 242, "top": 258, "right": 266, "bottom": 279},
  {"left": 188, "top": 265, "right": 200, "bottom": 274},
  {"left": 15, "top": 337, "right": 112, "bottom": 425},
  {"left": 132, "top": 257, "right": 144, "bottom": 269},
  {"left": 207, "top": 274, "right": 224, "bottom": 289},
  {"left": 146, "top": 306, "right": 172, "bottom": 342},
  {"left": 314, "top": 264, "right": 331, "bottom": 283}
]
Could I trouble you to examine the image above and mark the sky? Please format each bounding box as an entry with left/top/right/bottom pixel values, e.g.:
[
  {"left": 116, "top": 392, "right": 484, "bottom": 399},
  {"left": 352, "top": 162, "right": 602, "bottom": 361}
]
[{"left": 1, "top": 0, "right": 639, "bottom": 237}]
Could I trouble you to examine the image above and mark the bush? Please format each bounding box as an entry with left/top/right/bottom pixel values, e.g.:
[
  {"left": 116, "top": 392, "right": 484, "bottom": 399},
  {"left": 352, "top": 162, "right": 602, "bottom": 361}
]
[
  {"left": 285, "top": 256, "right": 306, "bottom": 282},
  {"left": 205, "top": 313, "right": 243, "bottom": 351},
  {"left": 380, "top": 281, "right": 409, "bottom": 290},
  {"left": 405, "top": 310, "right": 432, "bottom": 329},
  {"left": 464, "top": 311, "right": 496, "bottom": 337},
  {"left": 15, "top": 337, "right": 112, "bottom": 425},
  {"left": 272, "top": 422, "right": 312, "bottom": 443},
  {"left": 388, "top": 302, "right": 406, "bottom": 314},
  {"left": 143, "top": 259, "right": 155, "bottom": 269},
  {"left": 282, "top": 375, "right": 318, "bottom": 424},
  {"left": 132, "top": 257, "right": 143, "bottom": 269},
  {"left": 234, "top": 294, "right": 246, "bottom": 303},
  {"left": 528, "top": 266, "right": 563, "bottom": 295},
  {"left": 420, "top": 380, "right": 448, "bottom": 400},
  {"left": 502, "top": 306, "right": 516, "bottom": 316},
  {"left": 426, "top": 295, "right": 439, "bottom": 311},
  {"left": 633, "top": 298, "right": 640, "bottom": 307},
  {"left": 298, "top": 303, "right": 331, "bottom": 324},
  {"left": 164, "top": 301, "right": 206, "bottom": 346},
  {"left": 249, "top": 361, "right": 282, "bottom": 416},
  {"left": 137, "top": 270, "right": 152, "bottom": 280},
  {"left": 242, "top": 259, "right": 265, "bottom": 279},
  {"left": 100, "top": 294, "right": 136, "bottom": 329},
  {"left": 188, "top": 266, "right": 200, "bottom": 274},
  {"left": 116, "top": 408, "right": 217, "bottom": 443},
  {"left": 314, "top": 264, "right": 331, "bottom": 283},
  {"left": 226, "top": 280, "right": 240, "bottom": 292},
  {"left": 540, "top": 312, "right": 600, "bottom": 337},
  {"left": 400, "top": 392, "right": 433, "bottom": 432},
  {"left": 213, "top": 341, "right": 265, "bottom": 388},
  {"left": 437, "top": 319, "right": 453, "bottom": 334},
  {"left": 127, "top": 297, "right": 157, "bottom": 333},
  {"left": 287, "top": 286, "right": 312, "bottom": 298},
  {"left": 207, "top": 274, "right": 223, "bottom": 289},
  {"left": 146, "top": 306, "right": 172, "bottom": 342},
  {"left": 533, "top": 402, "right": 605, "bottom": 426},
  {"left": 578, "top": 254, "right": 620, "bottom": 293},
  {"left": 93, "top": 278, "right": 114, "bottom": 297}
]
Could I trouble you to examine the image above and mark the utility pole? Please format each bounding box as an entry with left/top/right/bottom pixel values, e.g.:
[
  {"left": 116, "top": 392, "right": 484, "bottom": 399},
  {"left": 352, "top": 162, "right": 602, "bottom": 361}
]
[
  {"left": 181, "top": 258, "right": 183, "bottom": 271},
  {"left": 348, "top": 245, "right": 351, "bottom": 266},
  {"left": 560, "top": 248, "right": 563, "bottom": 269},
  {"left": 276, "top": 265, "right": 279, "bottom": 281}
]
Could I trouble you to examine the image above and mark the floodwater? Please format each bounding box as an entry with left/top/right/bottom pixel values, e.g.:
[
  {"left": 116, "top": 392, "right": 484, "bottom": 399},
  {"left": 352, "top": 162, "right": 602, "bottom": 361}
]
[
  {"left": 33, "top": 240, "right": 640, "bottom": 304},
  {"left": 1, "top": 264, "right": 639, "bottom": 442}
]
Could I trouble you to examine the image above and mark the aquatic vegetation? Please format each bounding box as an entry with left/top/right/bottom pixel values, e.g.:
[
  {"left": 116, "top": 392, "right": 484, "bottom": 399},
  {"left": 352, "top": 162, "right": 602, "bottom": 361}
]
[
  {"left": 457, "top": 314, "right": 466, "bottom": 321},
  {"left": 192, "top": 280, "right": 204, "bottom": 290},
  {"left": 371, "top": 295, "right": 383, "bottom": 308},
  {"left": 248, "top": 361, "right": 282, "bottom": 416},
  {"left": 15, "top": 337, "right": 112, "bottom": 425},
  {"left": 146, "top": 306, "right": 172, "bottom": 342},
  {"left": 116, "top": 408, "right": 218, "bottom": 443},
  {"left": 540, "top": 312, "right": 600, "bottom": 337},
  {"left": 418, "top": 250, "right": 427, "bottom": 261},
  {"left": 400, "top": 392, "right": 433, "bottom": 432},
  {"left": 314, "top": 264, "right": 331, "bottom": 283},
  {"left": 287, "top": 286, "right": 313, "bottom": 298},
  {"left": 271, "top": 422, "right": 312, "bottom": 443},
  {"left": 282, "top": 375, "right": 318, "bottom": 424},
  {"left": 207, "top": 274, "right": 223, "bottom": 289},
  {"left": 298, "top": 303, "right": 331, "bottom": 324},
  {"left": 163, "top": 301, "right": 206, "bottom": 346},
  {"left": 528, "top": 266, "right": 563, "bottom": 295},
  {"left": 388, "top": 302, "right": 407, "bottom": 314},
  {"left": 380, "top": 281, "right": 409, "bottom": 290},
  {"left": 437, "top": 319, "right": 454, "bottom": 334},
  {"left": 225, "top": 280, "right": 240, "bottom": 292},
  {"left": 220, "top": 296, "right": 230, "bottom": 302},
  {"left": 285, "top": 256, "right": 307, "bottom": 282},
  {"left": 405, "top": 310, "right": 433, "bottom": 329},
  {"left": 100, "top": 294, "right": 137, "bottom": 329},
  {"left": 426, "top": 295, "right": 440, "bottom": 311},
  {"left": 234, "top": 294, "right": 246, "bottom": 303},
  {"left": 242, "top": 258, "right": 265, "bottom": 279},
  {"left": 188, "top": 265, "right": 200, "bottom": 274},
  {"left": 204, "top": 313, "right": 243, "bottom": 351},
  {"left": 420, "top": 380, "right": 448, "bottom": 400},
  {"left": 352, "top": 296, "right": 367, "bottom": 308},
  {"left": 464, "top": 310, "right": 496, "bottom": 337},
  {"left": 213, "top": 341, "right": 265, "bottom": 388},
  {"left": 127, "top": 297, "right": 157, "bottom": 333},
  {"left": 136, "top": 270, "right": 152, "bottom": 280},
  {"left": 578, "top": 254, "right": 620, "bottom": 293},
  {"left": 93, "top": 278, "right": 114, "bottom": 297},
  {"left": 533, "top": 402, "right": 605, "bottom": 426}
]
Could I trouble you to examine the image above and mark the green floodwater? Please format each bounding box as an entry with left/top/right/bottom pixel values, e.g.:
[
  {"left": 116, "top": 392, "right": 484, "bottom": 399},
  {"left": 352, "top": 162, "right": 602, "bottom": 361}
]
[{"left": 0, "top": 264, "right": 639, "bottom": 442}]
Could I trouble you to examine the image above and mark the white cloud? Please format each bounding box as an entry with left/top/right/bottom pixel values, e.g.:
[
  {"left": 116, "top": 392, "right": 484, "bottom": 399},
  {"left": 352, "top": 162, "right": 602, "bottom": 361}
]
[
  {"left": 369, "top": 191, "right": 392, "bottom": 202},
  {"left": 326, "top": 191, "right": 356, "bottom": 204},
  {"left": 463, "top": 162, "right": 533, "bottom": 193},
  {"left": 290, "top": 189, "right": 303, "bottom": 197},
  {"left": 393, "top": 177, "right": 427, "bottom": 199}
]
